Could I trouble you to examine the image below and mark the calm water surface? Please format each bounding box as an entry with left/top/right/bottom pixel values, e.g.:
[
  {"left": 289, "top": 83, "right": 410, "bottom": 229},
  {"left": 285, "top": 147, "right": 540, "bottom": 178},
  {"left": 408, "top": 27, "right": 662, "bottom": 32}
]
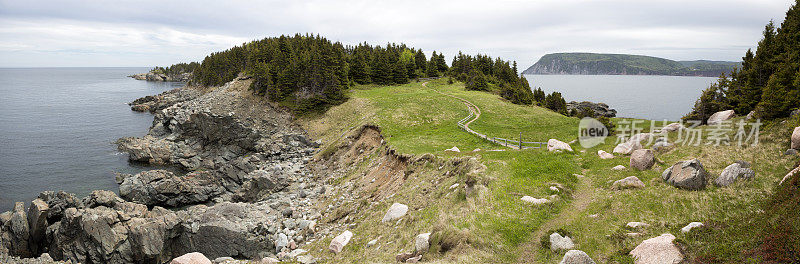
[
  {"left": 524, "top": 74, "right": 719, "bottom": 121},
  {"left": 0, "top": 68, "right": 182, "bottom": 212}
]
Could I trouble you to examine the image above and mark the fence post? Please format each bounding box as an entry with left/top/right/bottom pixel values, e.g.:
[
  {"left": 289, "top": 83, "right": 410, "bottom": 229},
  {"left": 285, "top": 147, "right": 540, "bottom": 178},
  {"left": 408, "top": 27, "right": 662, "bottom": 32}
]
[{"left": 519, "top": 132, "right": 522, "bottom": 149}]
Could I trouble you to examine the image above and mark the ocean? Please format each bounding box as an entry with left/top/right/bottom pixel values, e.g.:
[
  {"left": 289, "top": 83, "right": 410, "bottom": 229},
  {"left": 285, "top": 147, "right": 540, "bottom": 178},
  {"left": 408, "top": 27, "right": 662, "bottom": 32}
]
[
  {"left": 524, "top": 74, "right": 719, "bottom": 121},
  {"left": 0, "top": 67, "right": 181, "bottom": 212}
]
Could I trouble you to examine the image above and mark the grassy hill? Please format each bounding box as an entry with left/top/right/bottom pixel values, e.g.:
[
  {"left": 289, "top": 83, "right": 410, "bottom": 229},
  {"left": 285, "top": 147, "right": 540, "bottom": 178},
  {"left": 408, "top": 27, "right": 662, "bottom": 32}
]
[
  {"left": 296, "top": 78, "right": 798, "bottom": 263},
  {"left": 523, "top": 53, "right": 740, "bottom": 77}
]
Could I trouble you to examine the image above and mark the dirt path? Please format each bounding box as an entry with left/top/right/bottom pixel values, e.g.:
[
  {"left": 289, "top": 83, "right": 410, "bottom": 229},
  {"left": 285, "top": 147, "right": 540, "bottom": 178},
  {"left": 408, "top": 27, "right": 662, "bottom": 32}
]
[
  {"left": 518, "top": 169, "right": 596, "bottom": 262},
  {"left": 422, "top": 81, "right": 520, "bottom": 149}
]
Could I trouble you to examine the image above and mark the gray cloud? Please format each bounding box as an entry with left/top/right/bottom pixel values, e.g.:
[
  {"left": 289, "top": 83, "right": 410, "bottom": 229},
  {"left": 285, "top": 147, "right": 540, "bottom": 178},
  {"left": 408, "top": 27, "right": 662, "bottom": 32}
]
[{"left": 0, "top": 0, "right": 794, "bottom": 67}]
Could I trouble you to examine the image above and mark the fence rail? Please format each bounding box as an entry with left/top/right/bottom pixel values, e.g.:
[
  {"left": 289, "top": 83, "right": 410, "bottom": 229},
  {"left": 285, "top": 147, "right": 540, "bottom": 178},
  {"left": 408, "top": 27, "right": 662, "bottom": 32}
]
[{"left": 423, "top": 79, "right": 545, "bottom": 150}]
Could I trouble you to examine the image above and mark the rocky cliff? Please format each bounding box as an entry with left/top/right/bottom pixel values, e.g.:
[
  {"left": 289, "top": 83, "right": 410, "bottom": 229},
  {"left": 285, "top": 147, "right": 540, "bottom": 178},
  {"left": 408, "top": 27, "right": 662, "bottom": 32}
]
[
  {"left": 0, "top": 76, "right": 328, "bottom": 263},
  {"left": 129, "top": 72, "right": 192, "bottom": 82}
]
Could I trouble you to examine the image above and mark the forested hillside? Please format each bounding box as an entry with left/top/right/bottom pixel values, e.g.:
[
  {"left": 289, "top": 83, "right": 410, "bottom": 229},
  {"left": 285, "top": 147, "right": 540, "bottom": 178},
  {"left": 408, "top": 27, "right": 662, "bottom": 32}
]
[
  {"left": 685, "top": 1, "right": 800, "bottom": 121},
  {"left": 523, "top": 53, "right": 739, "bottom": 77},
  {"left": 190, "top": 34, "right": 538, "bottom": 114}
]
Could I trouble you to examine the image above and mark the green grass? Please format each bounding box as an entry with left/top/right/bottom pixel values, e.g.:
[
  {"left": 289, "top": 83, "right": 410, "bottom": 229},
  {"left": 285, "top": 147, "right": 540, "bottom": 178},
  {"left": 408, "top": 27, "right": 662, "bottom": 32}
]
[
  {"left": 298, "top": 78, "right": 799, "bottom": 263},
  {"left": 303, "top": 79, "right": 578, "bottom": 155},
  {"left": 527, "top": 116, "right": 798, "bottom": 263}
]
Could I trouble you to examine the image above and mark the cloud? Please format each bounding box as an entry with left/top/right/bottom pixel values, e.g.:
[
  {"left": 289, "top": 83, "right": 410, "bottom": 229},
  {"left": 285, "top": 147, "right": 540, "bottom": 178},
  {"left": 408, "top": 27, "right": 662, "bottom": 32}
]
[{"left": 0, "top": 0, "right": 794, "bottom": 67}]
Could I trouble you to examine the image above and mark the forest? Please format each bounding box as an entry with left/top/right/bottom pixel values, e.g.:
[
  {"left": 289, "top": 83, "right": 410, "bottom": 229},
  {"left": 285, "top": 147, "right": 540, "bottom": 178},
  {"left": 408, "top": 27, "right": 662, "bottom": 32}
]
[
  {"left": 189, "top": 34, "right": 555, "bottom": 114},
  {"left": 685, "top": 3, "right": 800, "bottom": 122}
]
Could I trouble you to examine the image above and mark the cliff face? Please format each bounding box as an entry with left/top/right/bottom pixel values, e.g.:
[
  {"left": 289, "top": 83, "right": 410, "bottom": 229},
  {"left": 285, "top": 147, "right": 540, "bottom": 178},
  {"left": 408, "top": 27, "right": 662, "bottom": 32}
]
[
  {"left": 0, "top": 76, "right": 328, "bottom": 263},
  {"left": 522, "top": 53, "right": 739, "bottom": 77}
]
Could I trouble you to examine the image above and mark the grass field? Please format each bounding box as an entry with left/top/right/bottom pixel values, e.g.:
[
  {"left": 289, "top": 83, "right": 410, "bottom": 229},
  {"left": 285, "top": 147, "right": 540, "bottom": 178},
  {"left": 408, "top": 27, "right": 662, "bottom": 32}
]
[{"left": 299, "top": 79, "right": 799, "bottom": 263}]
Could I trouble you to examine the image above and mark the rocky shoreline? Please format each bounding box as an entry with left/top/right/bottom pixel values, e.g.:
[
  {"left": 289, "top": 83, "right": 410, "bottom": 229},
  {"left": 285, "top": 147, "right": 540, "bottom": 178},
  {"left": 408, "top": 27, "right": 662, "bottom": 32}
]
[
  {"left": 0, "top": 76, "right": 329, "bottom": 263},
  {"left": 129, "top": 72, "right": 192, "bottom": 82}
]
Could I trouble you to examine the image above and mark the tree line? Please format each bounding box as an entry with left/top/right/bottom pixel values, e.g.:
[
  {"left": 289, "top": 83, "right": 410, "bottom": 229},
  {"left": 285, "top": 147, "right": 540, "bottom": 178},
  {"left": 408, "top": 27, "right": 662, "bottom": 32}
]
[
  {"left": 188, "top": 33, "right": 576, "bottom": 117},
  {"left": 449, "top": 52, "right": 568, "bottom": 114},
  {"left": 151, "top": 62, "right": 199, "bottom": 76},
  {"left": 685, "top": 1, "right": 800, "bottom": 122}
]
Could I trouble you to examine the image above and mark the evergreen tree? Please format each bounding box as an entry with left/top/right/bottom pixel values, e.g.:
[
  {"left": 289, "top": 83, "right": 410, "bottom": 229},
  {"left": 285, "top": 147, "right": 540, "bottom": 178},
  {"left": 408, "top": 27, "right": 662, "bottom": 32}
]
[{"left": 544, "top": 92, "right": 567, "bottom": 114}]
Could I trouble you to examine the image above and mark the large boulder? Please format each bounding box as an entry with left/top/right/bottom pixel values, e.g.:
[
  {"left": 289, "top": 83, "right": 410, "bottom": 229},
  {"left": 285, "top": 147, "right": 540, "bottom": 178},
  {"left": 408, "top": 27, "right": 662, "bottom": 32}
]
[
  {"left": 629, "top": 149, "right": 655, "bottom": 171},
  {"left": 548, "top": 139, "right": 573, "bottom": 152},
  {"left": 707, "top": 110, "right": 735, "bottom": 125},
  {"left": 792, "top": 126, "right": 800, "bottom": 150},
  {"left": 559, "top": 250, "right": 596, "bottom": 264},
  {"left": 612, "top": 176, "right": 645, "bottom": 190},
  {"left": 661, "top": 159, "right": 709, "bottom": 190},
  {"left": 177, "top": 202, "right": 276, "bottom": 259},
  {"left": 613, "top": 140, "right": 642, "bottom": 155},
  {"left": 381, "top": 203, "right": 409, "bottom": 223},
  {"left": 116, "top": 169, "right": 224, "bottom": 207},
  {"left": 630, "top": 233, "right": 683, "bottom": 264},
  {"left": 714, "top": 162, "right": 755, "bottom": 187}
]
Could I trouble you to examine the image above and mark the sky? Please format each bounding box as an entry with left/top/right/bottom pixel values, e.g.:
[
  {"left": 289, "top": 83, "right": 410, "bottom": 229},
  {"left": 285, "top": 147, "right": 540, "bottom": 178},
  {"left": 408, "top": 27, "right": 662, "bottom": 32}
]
[{"left": 0, "top": 0, "right": 795, "bottom": 68}]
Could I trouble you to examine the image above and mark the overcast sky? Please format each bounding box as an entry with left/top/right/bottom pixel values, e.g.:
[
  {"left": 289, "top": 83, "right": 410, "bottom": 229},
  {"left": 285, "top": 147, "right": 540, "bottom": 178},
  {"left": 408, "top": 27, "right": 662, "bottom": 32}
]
[{"left": 0, "top": 0, "right": 794, "bottom": 68}]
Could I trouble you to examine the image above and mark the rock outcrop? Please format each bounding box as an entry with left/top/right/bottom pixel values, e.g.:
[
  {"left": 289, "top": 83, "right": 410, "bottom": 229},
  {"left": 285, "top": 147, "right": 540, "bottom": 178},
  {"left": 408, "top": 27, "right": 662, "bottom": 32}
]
[
  {"left": 566, "top": 101, "right": 617, "bottom": 118},
  {"left": 0, "top": 190, "right": 315, "bottom": 263},
  {"left": 128, "top": 88, "right": 202, "bottom": 113},
  {"left": 792, "top": 126, "right": 800, "bottom": 150},
  {"left": 129, "top": 72, "right": 192, "bottom": 82},
  {"left": 662, "top": 159, "right": 709, "bottom": 190},
  {"left": 117, "top": 78, "right": 319, "bottom": 206}
]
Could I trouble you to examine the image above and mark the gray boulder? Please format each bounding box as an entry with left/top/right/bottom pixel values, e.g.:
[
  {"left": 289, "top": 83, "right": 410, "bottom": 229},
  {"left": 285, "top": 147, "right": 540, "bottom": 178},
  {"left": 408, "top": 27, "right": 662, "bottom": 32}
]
[
  {"left": 662, "top": 159, "right": 708, "bottom": 190},
  {"left": 630, "top": 233, "right": 683, "bottom": 264},
  {"left": 116, "top": 170, "right": 224, "bottom": 207},
  {"left": 714, "top": 162, "right": 755, "bottom": 187},
  {"left": 559, "top": 250, "right": 596, "bottom": 264},
  {"left": 549, "top": 233, "right": 574, "bottom": 251},
  {"left": 792, "top": 126, "right": 799, "bottom": 150},
  {"left": 630, "top": 149, "right": 654, "bottom": 171}
]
